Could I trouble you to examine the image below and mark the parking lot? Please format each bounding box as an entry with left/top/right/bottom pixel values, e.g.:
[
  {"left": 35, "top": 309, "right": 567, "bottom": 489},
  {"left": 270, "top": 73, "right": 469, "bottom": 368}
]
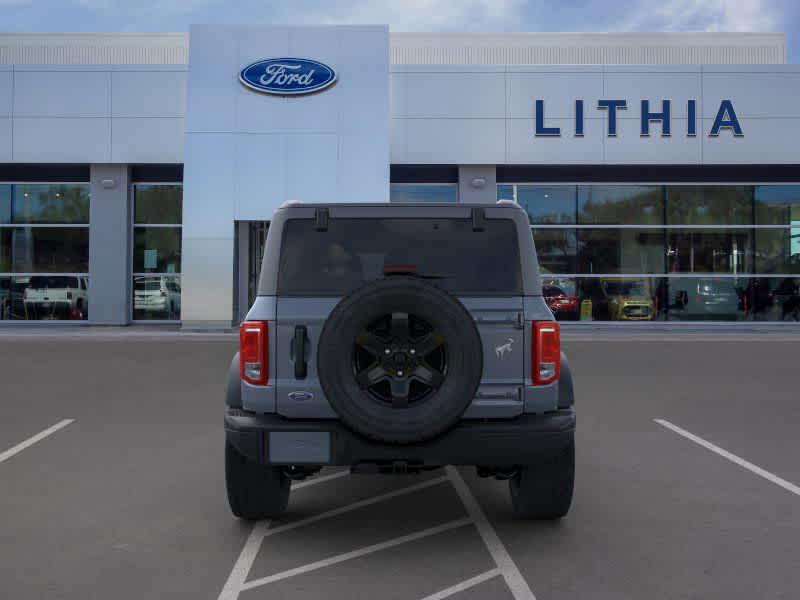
[{"left": 1, "top": 330, "right": 799, "bottom": 600}]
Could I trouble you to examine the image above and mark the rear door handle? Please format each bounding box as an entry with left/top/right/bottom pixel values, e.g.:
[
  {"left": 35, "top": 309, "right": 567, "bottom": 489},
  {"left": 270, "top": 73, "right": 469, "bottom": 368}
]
[{"left": 293, "top": 325, "right": 308, "bottom": 379}]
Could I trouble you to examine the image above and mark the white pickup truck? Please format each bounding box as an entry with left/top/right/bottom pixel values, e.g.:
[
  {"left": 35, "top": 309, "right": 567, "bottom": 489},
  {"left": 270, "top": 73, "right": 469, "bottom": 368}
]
[{"left": 23, "top": 275, "right": 88, "bottom": 320}]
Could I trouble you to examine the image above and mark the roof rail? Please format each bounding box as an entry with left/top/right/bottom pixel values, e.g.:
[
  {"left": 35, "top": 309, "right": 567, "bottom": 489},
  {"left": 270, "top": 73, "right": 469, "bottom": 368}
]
[{"left": 315, "top": 207, "right": 329, "bottom": 231}]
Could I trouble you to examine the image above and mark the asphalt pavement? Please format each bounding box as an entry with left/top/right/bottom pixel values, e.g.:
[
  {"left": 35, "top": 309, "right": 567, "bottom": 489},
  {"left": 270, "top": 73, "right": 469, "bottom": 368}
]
[{"left": 0, "top": 331, "right": 798, "bottom": 599}]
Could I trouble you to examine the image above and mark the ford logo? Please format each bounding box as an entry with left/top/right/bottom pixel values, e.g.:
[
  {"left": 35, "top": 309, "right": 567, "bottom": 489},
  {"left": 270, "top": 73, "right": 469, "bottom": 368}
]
[
  {"left": 239, "top": 57, "right": 337, "bottom": 96},
  {"left": 288, "top": 391, "right": 314, "bottom": 402}
]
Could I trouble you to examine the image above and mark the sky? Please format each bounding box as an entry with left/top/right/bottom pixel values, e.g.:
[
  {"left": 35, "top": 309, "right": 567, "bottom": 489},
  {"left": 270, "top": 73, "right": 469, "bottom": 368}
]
[{"left": 0, "top": 0, "right": 797, "bottom": 62}]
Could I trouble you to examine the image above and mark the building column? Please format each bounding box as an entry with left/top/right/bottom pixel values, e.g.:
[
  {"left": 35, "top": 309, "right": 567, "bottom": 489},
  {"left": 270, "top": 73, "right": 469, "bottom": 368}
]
[
  {"left": 458, "top": 166, "right": 497, "bottom": 204},
  {"left": 88, "top": 164, "right": 131, "bottom": 325},
  {"left": 235, "top": 221, "right": 250, "bottom": 323}
]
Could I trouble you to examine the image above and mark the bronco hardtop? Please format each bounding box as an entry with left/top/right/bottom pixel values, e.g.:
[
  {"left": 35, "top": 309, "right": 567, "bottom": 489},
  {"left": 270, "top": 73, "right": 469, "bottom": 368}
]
[{"left": 225, "top": 202, "right": 575, "bottom": 520}]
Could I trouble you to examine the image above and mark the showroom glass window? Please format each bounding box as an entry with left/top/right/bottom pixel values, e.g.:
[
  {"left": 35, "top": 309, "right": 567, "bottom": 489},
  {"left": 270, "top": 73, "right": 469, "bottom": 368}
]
[
  {"left": 132, "top": 184, "right": 182, "bottom": 321},
  {"left": 498, "top": 183, "right": 800, "bottom": 322},
  {"left": 0, "top": 183, "right": 90, "bottom": 321},
  {"left": 390, "top": 184, "right": 458, "bottom": 203}
]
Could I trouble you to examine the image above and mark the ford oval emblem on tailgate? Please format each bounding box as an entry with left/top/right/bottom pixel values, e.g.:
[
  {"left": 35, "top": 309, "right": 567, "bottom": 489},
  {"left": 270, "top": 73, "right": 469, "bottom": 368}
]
[
  {"left": 288, "top": 391, "right": 314, "bottom": 402},
  {"left": 239, "top": 58, "right": 337, "bottom": 96}
]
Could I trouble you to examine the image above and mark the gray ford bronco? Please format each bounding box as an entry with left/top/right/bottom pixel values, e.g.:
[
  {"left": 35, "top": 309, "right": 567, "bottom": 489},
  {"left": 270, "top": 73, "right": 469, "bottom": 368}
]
[{"left": 225, "top": 202, "right": 575, "bottom": 520}]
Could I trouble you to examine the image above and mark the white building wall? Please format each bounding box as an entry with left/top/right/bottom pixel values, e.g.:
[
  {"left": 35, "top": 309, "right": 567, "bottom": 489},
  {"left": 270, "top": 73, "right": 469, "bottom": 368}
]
[
  {"left": 0, "top": 31, "right": 792, "bottom": 167},
  {"left": 0, "top": 64, "right": 185, "bottom": 163},
  {"left": 391, "top": 63, "right": 800, "bottom": 165},
  {"left": 1, "top": 61, "right": 799, "bottom": 167},
  {"left": 180, "top": 24, "right": 390, "bottom": 326}
]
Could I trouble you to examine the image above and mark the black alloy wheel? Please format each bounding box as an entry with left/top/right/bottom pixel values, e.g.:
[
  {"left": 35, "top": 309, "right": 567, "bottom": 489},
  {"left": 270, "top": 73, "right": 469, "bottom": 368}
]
[
  {"left": 353, "top": 312, "right": 446, "bottom": 408},
  {"left": 317, "top": 277, "right": 483, "bottom": 444}
]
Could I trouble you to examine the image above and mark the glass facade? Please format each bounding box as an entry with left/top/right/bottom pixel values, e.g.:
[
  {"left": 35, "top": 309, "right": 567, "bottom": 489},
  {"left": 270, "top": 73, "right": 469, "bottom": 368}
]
[
  {"left": 390, "top": 183, "right": 458, "bottom": 203},
  {"left": 132, "top": 184, "right": 182, "bottom": 320},
  {"left": 0, "top": 184, "right": 90, "bottom": 321},
  {"left": 500, "top": 184, "right": 800, "bottom": 322}
]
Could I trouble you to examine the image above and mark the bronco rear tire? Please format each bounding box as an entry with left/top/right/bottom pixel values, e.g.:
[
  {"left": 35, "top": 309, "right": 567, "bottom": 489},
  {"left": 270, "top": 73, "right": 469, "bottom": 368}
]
[
  {"left": 317, "top": 277, "right": 483, "bottom": 444},
  {"left": 509, "top": 440, "right": 574, "bottom": 520},
  {"left": 225, "top": 441, "right": 290, "bottom": 520}
]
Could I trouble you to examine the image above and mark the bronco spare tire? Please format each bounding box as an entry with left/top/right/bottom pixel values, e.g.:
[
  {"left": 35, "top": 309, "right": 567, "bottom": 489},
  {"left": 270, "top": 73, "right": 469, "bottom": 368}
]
[{"left": 317, "top": 277, "right": 483, "bottom": 444}]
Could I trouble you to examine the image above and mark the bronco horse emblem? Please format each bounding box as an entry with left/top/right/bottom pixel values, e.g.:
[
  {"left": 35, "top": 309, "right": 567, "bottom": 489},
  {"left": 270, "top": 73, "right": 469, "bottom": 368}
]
[{"left": 495, "top": 337, "right": 514, "bottom": 358}]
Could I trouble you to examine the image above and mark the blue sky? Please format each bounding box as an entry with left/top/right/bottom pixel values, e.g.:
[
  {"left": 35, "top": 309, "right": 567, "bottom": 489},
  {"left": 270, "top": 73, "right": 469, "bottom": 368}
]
[{"left": 1, "top": 0, "right": 798, "bottom": 62}]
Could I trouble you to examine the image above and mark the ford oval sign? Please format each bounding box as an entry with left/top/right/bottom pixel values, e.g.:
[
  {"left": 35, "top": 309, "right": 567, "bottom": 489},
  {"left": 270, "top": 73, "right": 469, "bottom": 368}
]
[{"left": 239, "top": 58, "right": 337, "bottom": 96}]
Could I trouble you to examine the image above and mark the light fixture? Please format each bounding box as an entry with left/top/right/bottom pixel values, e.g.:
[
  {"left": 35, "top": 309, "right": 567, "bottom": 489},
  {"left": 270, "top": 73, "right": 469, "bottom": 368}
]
[
  {"left": 470, "top": 177, "right": 487, "bottom": 189},
  {"left": 101, "top": 178, "right": 116, "bottom": 189}
]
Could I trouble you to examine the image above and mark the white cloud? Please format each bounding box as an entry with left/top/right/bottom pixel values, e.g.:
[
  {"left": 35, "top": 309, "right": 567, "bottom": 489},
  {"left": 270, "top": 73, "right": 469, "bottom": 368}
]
[
  {"left": 622, "top": 0, "right": 780, "bottom": 32},
  {"left": 278, "top": 0, "right": 524, "bottom": 31}
]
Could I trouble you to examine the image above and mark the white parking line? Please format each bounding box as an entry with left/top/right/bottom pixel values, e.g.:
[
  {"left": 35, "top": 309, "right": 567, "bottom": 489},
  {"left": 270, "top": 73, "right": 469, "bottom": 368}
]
[
  {"left": 217, "top": 520, "right": 271, "bottom": 600},
  {"left": 419, "top": 568, "right": 501, "bottom": 600},
  {"left": 655, "top": 418, "right": 800, "bottom": 497},
  {"left": 446, "top": 466, "right": 537, "bottom": 600},
  {"left": 240, "top": 518, "right": 472, "bottom": 591},
  {"left": 0, "top": 419, "right": 74, "bottom": 464},
  {"left": 219, "top": 468, "right": 536, "bottom": 599},
  {"left": 217, "top": 475, "right": 448, "bottom": 600},
  {"left": 217, "top": 470, "right": 345, "bottom": 600},
  {"left": 266, "top": 476, "right": 449, "bottom": 538},
  {"left": 292, "top": 469, "right": 350, "bottom": 489}
]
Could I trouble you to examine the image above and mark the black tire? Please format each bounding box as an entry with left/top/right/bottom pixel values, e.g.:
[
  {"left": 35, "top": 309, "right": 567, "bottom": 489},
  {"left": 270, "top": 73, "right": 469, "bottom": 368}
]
[
  {"left": 509, "top": 440, "right": 574, "bottom": 520},
  {"left": 225, "top": 441, "right": 290, "bottom": 520},
  {"left": 317, "top": 277, "right": 483, "bottom": 444}
]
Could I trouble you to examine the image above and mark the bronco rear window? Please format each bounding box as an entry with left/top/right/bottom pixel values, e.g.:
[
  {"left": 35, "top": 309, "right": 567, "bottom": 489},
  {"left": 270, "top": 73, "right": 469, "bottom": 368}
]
[{"left": 277, "top": 218, "right": 522, "bottom": 296}]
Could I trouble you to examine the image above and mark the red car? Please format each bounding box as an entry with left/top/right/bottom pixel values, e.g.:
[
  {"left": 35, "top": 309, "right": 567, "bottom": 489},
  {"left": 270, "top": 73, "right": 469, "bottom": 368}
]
[{"left": 544, "top": 284, "right": 579, "bottom": 320}]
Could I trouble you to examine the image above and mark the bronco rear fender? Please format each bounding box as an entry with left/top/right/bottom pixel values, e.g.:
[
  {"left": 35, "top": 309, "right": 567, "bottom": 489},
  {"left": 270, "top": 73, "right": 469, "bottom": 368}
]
[
  {"left": 558, "top": 351, "right": 574, "bottom": 409},
  {"left": 226, "top": 352, "right": 241, "bottom": 409}
]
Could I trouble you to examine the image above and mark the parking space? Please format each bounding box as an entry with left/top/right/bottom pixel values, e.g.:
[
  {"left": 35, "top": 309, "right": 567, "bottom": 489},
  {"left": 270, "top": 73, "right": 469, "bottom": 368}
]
[{"left": 0, "top": 332, "right": 798, "bottom": 599}]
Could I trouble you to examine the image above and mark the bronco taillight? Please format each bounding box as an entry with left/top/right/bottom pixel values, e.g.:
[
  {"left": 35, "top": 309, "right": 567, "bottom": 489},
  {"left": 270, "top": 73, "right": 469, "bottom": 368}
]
[
  {"left": 532, "top": 321, "right": 560, "bottom": 386},
  {"left": 240, "top": 321, "right": 268, "bottom": 386}
]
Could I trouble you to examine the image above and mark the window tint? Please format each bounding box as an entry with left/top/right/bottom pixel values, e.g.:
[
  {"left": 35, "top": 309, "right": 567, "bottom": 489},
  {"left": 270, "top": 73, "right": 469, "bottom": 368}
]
[
  {"left": 389, "top": 184, "right": 458, "bottom": 203},
  {"left": 666, "top": 186, "right": 752, "bottom": 225},
  {"left": 532, "top": 228, "right": 577, "bottom": 274},
  {"left": 1, "top": 228, "right": 89, "bottom": 273},
  {"left": 516, "top": 185, "right": 576, "bottom": 224},
  {"left": 134, "top": 185, "right": 182, "bottom": 224},
  {"left": 0, "top": 182, "right": 90, "bottom": 321},
  {"left": 131, "top": 183, "right": 182, "bottom": 321},
  {"left": 666, "top": 229, "right": 753, "bottom": 274},
  {"left": 277, "top": 218, "right": 522, "bottom": 296},
  {"left": 497, "top": 184, "right": 514, "bottom": 203},
  {"left": 578, "top": 229, "right": 665, "bottom": 274},
  {"left": 4, "top": 184, "right": 90, "bottom": 225},
  {"left": 755, "top": 185, "right": 800, "bottom": 226},
  {"left": 578, "top": 185, "right": 663, "bottom": 225},
  {"left": 133, "top": 228, "right": 181, "bottom": 273},
  {"left": 755, "top": 228, "right": 800, "bottom": 274}
]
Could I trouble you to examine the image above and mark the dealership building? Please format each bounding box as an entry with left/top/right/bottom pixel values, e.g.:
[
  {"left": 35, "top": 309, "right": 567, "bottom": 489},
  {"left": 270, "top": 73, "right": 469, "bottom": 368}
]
[{"left": 0, "top": 27, "right": 798, "bottom": 327}]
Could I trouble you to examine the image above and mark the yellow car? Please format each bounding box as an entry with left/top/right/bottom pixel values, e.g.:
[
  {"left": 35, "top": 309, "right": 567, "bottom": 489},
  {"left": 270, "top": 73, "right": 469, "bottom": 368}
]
[{"left": 600, "top": 279, "right": 655, "bottom": 321}]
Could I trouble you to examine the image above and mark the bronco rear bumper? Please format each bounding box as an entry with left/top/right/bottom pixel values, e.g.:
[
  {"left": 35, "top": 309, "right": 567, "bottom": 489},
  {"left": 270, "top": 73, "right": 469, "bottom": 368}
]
[{"left": 225, "top": 408, "right": 575, "bottom": 468}]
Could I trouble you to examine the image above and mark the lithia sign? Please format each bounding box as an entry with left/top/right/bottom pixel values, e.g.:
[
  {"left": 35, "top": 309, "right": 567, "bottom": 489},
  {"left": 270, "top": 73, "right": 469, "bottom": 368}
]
[{"left": 535, "top": 99, "right": 743, "bottom": 138}]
